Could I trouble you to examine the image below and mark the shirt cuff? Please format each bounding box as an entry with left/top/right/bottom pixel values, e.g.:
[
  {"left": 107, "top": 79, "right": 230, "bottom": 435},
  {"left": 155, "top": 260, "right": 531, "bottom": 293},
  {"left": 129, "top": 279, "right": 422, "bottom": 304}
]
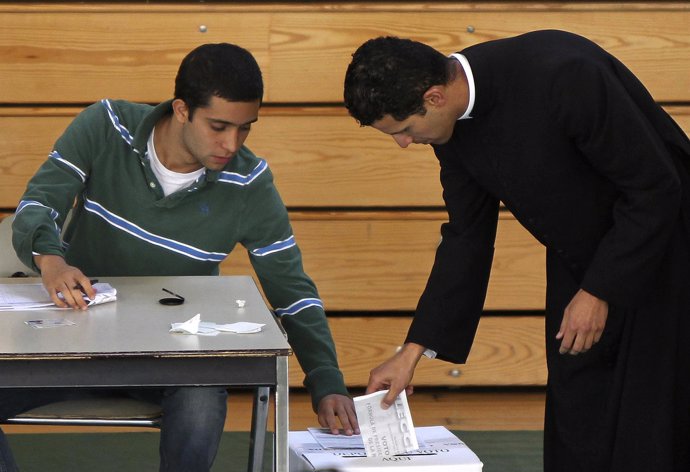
[{"left": 423, "top": 348, "right": 437, "bottom": 359}]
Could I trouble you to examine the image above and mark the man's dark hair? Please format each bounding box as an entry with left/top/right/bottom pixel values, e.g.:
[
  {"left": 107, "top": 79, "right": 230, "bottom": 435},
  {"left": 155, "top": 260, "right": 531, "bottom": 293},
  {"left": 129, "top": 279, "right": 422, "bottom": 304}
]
[
  {"left": 175, "top": 43, "right": 263, "bottom": 119},
  {"left": 343, "top": 36, "right": 451, "bottom": 126}
]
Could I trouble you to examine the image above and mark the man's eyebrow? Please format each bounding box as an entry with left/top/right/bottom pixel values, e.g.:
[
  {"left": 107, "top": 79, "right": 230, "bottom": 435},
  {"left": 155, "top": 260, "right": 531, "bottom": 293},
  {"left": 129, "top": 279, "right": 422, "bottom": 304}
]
[{"left": 207, "top": 117, "right": 259, "bottom": 126}]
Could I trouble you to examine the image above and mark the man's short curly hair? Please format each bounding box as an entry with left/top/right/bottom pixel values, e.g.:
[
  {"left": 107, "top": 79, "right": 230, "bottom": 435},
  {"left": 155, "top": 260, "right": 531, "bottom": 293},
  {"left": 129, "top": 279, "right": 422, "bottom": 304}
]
[
  {"left": 175, "top": 43, "right": 263, "bottom": 120},
  {"left": 343, "top": 37, "right": 451, "bottom": 126}
]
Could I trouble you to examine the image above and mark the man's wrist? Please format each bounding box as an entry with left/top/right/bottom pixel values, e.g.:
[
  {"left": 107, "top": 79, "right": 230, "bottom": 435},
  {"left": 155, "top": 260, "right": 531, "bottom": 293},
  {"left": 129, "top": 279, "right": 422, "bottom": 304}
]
[
  {"left": 33, "top": 254, "right": 67, "bottom": 272},
  {"left": 399, "top": 342, "right": 427, "bottom": 360}
]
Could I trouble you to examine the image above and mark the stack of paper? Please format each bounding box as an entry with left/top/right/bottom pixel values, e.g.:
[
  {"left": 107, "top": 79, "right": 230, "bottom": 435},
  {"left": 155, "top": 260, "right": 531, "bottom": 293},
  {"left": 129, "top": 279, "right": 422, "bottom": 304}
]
[{"left": 0, "top": 282, "right": 117, "bottom": 311}]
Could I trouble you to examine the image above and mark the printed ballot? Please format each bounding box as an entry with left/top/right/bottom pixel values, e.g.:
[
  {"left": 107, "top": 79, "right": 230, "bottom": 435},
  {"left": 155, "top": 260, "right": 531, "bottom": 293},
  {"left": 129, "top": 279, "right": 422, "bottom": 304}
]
[
  {"left": 354, "top": 390, "right": 418, "bottom": 457},
  {"left": 0, "top": 282, "right": 117, "bottom": 311}
]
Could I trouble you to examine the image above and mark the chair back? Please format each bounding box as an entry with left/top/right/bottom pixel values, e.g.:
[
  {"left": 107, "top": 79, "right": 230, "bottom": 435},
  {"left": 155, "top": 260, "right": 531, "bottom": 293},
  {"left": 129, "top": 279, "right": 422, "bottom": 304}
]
[{"left": 0, "top": 215, "right": 36, "bottom": 277}]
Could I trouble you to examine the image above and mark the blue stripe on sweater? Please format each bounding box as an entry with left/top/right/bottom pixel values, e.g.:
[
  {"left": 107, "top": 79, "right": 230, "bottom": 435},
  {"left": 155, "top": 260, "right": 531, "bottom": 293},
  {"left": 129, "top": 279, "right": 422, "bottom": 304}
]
[
  {"left": 83, "top": 198, "right": 227, "bottom": 262},
  {"left": 218, "top": 159, "right": 268, "bottom": 186},
  {"left": 275, "top": 298, "right": 323, "bottom": 317},
  {"left": 250, "top": 235, "right": 296, "bottom": 257},
  {"left": 16, "top": 200, "right": 61, "bottom": 236},
  {"left": 17, "top": 200, "right": 60, "bottom": 221},
  {"left": 49, "top": 151, "right": 87, "bottom": 182},
  {"left": 101, "top": 99, "right": 137, "bottom": 152}
]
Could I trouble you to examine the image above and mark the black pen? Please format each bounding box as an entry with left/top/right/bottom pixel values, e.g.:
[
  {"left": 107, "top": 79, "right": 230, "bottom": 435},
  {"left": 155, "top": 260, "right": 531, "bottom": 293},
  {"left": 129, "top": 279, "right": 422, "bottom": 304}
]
[{"left": 162, "top": 288, "right": 184, "bottom": 300}]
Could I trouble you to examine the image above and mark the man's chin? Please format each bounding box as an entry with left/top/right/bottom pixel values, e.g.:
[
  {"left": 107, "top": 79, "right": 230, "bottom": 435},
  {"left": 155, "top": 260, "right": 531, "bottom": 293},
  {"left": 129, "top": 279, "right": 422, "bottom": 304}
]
[
  {"left": 431, "top": 136, "right": 451, "bottom": 146},
  {"left": 207, "top": 156, "right": 233, "bottom": 169}
]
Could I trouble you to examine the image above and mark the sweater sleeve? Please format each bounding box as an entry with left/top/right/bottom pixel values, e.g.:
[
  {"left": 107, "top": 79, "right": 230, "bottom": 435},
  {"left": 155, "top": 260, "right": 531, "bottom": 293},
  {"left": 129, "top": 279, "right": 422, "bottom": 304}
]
[
  {"left": 406, "top": 154, "right": 499, "bottom": 363},
  {"left": 240, "top": 166, "right": 348, "bottom": 411},
  {"left": 550, "top": 57, "right": 682, "bottom": 307},
  {"left": 12, "top": 102, "right": 104, "bottom": 271}
]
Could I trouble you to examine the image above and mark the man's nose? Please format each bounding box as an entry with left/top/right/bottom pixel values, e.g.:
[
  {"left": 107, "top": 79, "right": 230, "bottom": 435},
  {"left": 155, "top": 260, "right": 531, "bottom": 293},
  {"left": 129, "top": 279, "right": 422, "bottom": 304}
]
[
  {"left": 392, "top": 134, "right": 412, "bottom": 148},
  {"left": 222, "top": 129, "right": 240, "bottom": 153}
]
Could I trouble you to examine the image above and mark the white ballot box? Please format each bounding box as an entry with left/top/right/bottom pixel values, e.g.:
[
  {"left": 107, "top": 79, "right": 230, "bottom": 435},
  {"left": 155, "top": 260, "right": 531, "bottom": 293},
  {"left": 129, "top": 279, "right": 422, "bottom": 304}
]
[{"left": 289, "top": 426, "right": 483, "bottom": 472}]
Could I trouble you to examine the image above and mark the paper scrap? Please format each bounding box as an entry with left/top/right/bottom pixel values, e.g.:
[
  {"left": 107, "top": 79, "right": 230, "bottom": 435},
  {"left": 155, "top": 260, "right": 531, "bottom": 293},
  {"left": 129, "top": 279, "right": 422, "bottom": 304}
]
[
  {"left": 25, "top": 319, "right": 77, "bottom": 329},
  {"left": 170, "top": 314, "right": 264, "bottom": 335},
  {"left": 170, "top": 313, "right": 202, "bottom": 334},
  {"left": 209, "top": 321, "right": 264, "bottom": 333},
  {"left": 353, "top": 389, "right": 419, "bottom": 457}
]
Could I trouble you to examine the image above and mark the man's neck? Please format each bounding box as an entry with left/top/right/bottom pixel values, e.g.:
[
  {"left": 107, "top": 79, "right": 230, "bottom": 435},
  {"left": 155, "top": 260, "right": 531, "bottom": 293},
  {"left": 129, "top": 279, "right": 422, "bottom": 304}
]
[
  {"left": 153, "top": 115, "right": 202, "bottom": 173},
  {"left": 449, "top": 60, "right": 471, "bottom": 120}
]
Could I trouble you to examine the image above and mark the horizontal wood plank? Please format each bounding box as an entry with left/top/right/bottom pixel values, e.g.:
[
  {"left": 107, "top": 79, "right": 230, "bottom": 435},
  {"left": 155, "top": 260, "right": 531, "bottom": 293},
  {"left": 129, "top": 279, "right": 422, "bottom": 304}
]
[
  {"left": 1, "top": 207, "right": 545, "bottom": 310},
  {"left": 0, "top": 107, "right": 438, "bottom": 208},
  {"left": 0, "top": 3, "right": 688, "bottom": 103},
  {"left": 1, "top": 106, "right": 688, "bottom": 208},
  {"left": 295, "top": 315, "right": 547, "bottom": 388},
  {"left": 223, "top": 211, "right": 547, "bottom": 311}
]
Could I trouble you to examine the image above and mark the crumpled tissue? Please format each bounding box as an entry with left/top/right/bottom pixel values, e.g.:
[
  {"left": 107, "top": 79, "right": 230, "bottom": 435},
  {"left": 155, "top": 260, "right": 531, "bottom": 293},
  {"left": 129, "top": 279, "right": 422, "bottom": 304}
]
[{"left": 170, "top": 313, "right": 265, "bottom": 336}]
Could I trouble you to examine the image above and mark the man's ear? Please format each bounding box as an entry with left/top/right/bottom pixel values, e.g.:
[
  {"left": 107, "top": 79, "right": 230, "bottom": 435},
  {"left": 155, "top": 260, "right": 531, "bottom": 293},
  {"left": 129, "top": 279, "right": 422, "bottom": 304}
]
[
  {"left": 171, "top": 99, "right": 190, "bottom": 123},
  {"left": 423, "top": 85, "right": 447, "bottom": 108}
]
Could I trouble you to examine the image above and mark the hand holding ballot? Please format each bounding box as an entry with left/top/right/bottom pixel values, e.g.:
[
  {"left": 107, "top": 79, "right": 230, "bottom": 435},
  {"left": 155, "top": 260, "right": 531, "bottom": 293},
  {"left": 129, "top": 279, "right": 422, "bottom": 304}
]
[
  {"left": 354, "top": 389, "right": 419, "bottom": 457},
  {"left": 366, "top": 342, "right": 427, "bottom": 407}
]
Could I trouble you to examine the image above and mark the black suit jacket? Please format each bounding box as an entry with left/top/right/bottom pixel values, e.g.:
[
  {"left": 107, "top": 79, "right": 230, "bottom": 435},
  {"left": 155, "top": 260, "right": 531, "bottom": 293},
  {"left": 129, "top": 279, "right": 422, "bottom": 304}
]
[{"left": 406, "top": 30, "right": 690, "bottom": 363}]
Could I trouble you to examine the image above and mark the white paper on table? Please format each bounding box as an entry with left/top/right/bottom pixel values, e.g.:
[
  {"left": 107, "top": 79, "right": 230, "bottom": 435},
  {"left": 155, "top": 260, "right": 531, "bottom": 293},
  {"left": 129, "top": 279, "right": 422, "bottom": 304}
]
[
  {"left": 209, "top": 321, "right": 265, "bottom": 333},
  {"left": 170, "top": 313, "right": 202, "bottom": 334},
  {"left": 0, "top": 282, "right": 117, "bottom": 311},
  {"left": 83, "top": 283, "right": 118, "bottom": 306},
  {"left": 170, "top": 315, "right": 264, "bottom": 335},
  {"left": 353, "top": 389, "right": 419, "bottom": 457},
  {"left": 307, "top": 427, "right": 366, "bottom": 449}
]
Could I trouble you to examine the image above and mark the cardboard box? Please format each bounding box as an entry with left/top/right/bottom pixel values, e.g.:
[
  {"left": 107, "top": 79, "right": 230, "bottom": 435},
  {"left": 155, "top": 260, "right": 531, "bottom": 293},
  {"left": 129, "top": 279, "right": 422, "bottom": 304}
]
[{"left": 289, "top": 426, "right": 483, "bottom": 472}]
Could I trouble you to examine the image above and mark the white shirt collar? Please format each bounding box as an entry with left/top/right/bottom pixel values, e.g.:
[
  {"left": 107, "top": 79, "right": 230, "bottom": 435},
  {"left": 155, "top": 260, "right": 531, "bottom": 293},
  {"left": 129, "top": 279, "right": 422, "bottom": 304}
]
[{"left": 450, "top": 53, "right": 475, "bottom": 120}]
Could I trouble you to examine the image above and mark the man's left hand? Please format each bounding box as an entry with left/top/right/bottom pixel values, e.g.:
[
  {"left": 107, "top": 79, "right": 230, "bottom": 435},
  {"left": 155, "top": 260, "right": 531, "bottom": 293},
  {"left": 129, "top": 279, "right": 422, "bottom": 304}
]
[
  {"left": 317, "top": 394, "right": 360, "bottom": 436},
  {"left": 556, "top": 289, "right": 608, "bottom": 355}
]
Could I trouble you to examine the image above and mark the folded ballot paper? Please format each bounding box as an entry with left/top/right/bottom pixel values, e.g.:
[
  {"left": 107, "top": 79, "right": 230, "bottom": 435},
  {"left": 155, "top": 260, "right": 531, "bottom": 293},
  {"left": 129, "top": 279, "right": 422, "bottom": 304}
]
[
  {"left": 170, "top": 313, "right": 265, "bottom": 336},
  {"left": 354, "top": 389, "right": 419, "bottom": 457},
  {"left": 0, "top": 282, "right": 117, "bottom": 311}
]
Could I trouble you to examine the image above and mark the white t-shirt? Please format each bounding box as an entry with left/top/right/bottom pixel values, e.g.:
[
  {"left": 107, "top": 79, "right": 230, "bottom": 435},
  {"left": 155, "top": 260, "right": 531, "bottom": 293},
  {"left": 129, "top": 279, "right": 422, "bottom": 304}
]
[{"left": 147, "top": 129, "right": 205, "bottom": 196}]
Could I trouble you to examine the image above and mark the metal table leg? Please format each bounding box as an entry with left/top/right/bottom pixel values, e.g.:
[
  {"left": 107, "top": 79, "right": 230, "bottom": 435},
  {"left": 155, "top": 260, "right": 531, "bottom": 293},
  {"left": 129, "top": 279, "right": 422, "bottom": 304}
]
[
  {"left": 274, "top": 355, "right": 289, "bottom": 472},
  {"left": 248, "top": 386, "right": 271, "bottom": 472}
]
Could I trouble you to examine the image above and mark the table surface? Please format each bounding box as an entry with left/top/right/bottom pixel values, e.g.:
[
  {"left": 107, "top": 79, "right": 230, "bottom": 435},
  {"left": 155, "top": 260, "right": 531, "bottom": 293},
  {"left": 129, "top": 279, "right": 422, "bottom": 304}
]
[
  {"left": 0, "top": 275, "right": 292, "bottom": 471},
  {"left": 0, "top": 276, "right": 291, "bottom": 359}
]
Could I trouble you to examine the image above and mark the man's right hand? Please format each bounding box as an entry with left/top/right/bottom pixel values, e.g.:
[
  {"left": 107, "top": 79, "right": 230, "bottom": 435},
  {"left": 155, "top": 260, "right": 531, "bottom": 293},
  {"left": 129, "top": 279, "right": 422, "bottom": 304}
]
[
  {"left": 34, "top": 254, "right": 95, "bottom": 310},
  {"left": 366, "top": 342, "right": 426, "bottom": 409}
]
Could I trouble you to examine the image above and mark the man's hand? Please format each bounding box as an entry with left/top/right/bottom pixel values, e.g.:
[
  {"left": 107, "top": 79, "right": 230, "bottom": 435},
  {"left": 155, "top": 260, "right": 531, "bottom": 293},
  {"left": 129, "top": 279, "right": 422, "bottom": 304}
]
[
  {"left": 366, "top": 342, "right": 426, "bottom": 409},
  {"left": 34, "top": 254, "right": 96, "bottom": 310},
  {"left": 317, "top": 394, "right": 360, "bottom": 436},
  {"left": 556, "top": 289, "right": 608, "bottom": 355}
]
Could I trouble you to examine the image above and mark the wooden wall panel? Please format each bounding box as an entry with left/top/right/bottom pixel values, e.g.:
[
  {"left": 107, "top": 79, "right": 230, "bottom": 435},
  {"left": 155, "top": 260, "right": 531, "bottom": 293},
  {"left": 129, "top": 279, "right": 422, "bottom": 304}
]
[
  {"left": 0, "top": 9, "right": 271, "bottom": 104},
  {"left": 291, "top": 315, "right": 547, "bottom": 387},
  {"left": 222, "top": 212, "right": 546, "bottom": 311},
  {"left": 1, "top": 106, "right": 687, "bottom": 208},
  {"left": 269, "top": 5, "right": 690, "bottom": 103},
  {"left": 0, "top": 3, "right": 688, "bottom": 103}
]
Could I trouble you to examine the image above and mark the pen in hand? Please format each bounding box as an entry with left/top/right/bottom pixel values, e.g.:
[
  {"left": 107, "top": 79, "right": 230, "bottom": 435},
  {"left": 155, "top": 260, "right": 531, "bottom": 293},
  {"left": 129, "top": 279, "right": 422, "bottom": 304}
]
[{"left": 73, "top": 279, "right": 99, "bottom": 291}]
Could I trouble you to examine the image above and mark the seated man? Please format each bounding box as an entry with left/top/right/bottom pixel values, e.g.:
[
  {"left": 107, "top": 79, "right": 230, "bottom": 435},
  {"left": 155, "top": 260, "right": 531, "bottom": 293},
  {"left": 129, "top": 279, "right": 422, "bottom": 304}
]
[{"left": 6, "top": 42, "right": 358, "bottom": 472}]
